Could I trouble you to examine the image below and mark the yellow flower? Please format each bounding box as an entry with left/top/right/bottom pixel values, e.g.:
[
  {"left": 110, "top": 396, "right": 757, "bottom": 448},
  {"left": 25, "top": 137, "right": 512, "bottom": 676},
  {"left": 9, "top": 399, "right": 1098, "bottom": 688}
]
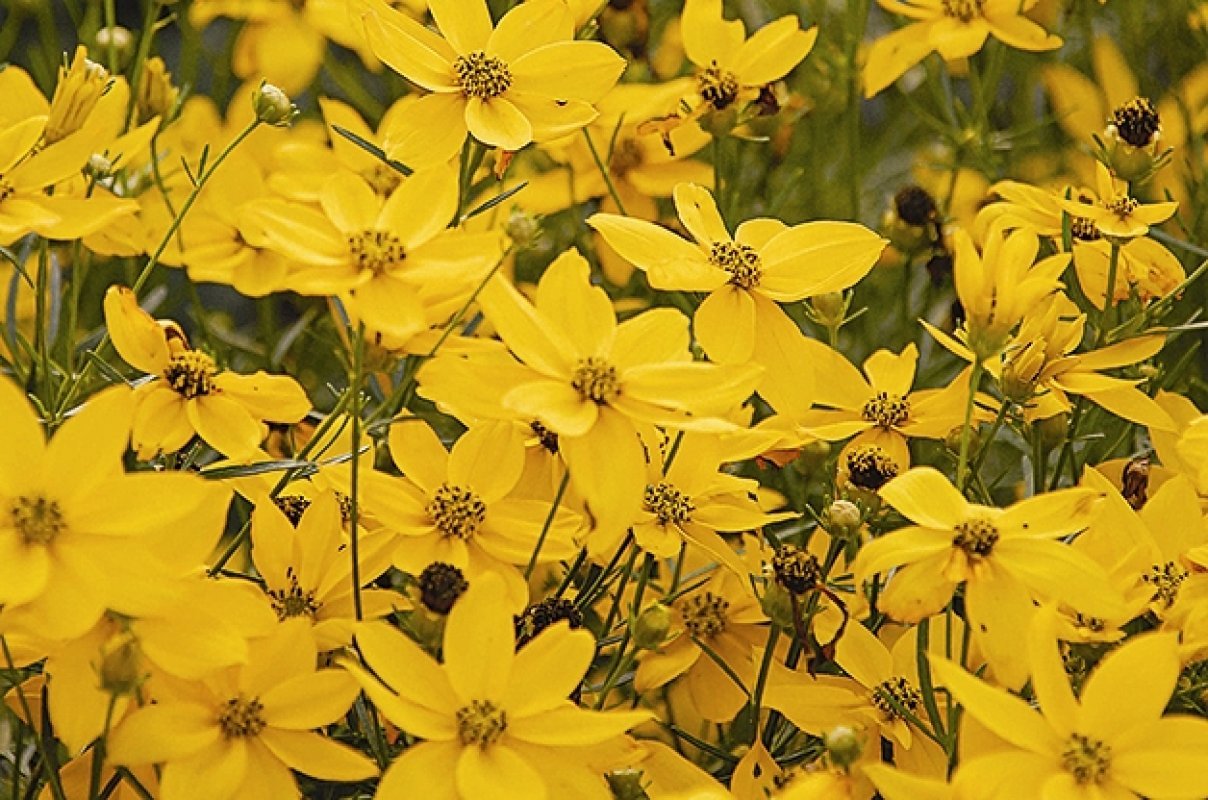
[
  {"left": 934, "top": 613, "right": 1208, "bottom": 799},
  {"left": 103, "top": 285, "right": 311, "bottom": 459},
  {"left": 108, "top": 620, "right": 377, "bottom": 798},
  {"left": 589, "top": 183, "right": 885, "bottom": 413},
  {"left": 252, "top": 490, "right": 406, "bottom": 650},
  {"left": 248, "top": 165, "right": 502, "bottom": 340},
  {"left": 362, "top": 419, "right": 581, "bottom": 607},
  {"left": 0, "top": 381, "right": 227, "bottom": 641},
  {"left": 679, "top": 0, "right": 817, "bottom": 115},
  {"left": 864, "top": 0, "right": 1061, "bottom": 98},
  {"left": 419, "top": 248, "right": 762, "bottom": 546},
  {"left": 45, "top": 45, "right": 111, "bottom": 145},
  {"left": 344, "top": 573, "right": 650, "bottom": 799},
  {"left": 852, "top": 467, "right": 1120, "bottom": 688},
  {"left": 1149, "top": 392, "right": 1208, "bottom": 498},
  {"left": 356, "top": 0, "right": 625, "bottom": 166},
  {"left": 1055, "top": 162, "right": 1177, "bottom": 240}
]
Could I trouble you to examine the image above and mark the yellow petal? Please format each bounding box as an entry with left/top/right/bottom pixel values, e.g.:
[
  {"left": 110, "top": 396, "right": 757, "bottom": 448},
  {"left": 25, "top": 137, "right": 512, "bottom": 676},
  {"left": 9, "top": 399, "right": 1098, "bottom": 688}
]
[
  {"left": 107, "top": 703, "right": 219, "bottom": 765},
  {"left": 1078, "top": 632, "right": 1179, "bottom": 738},
  {"left": 450, "top": 422, "right": 525, "bottom": 503},
  {"left": 510, "top": 41, "right": 626, "bottom": 103},
  {"left": 355, "top": 0, "right": 458, "bottom": 92},
  {"left": 259, "top": 728, "right": 378, "bottom": 781},
  {"left": 694, "top": 286, "right": 755, "bottom": 364},
  {"left": 928, "top": 655, "right": 1059, "bottom": 753},
  {"left": 560, "top": 406, "right": 645, "bottom": 538},
  {"left": 486, "top": 0, "right": 573, "bottom": 63},
  {"left": 1091, "top": 34, "right": 1138, "bottom": 110},
  {"left": 509, "top": 704, "right": 651, "bottom": 746},
  {"left": 376, "top": 741, "right": 462, "bottom": 800},
  {"left": 428, "top": 0, "right": 492, "bottom": 53},
  {"left": 1112, "top": 717, "right": 1208, "bottom": 798},
  {"left": 320, "top": 172, "right": 380, "bottom": 233},
  {"left": 214, "top": 372, "right": 310, "bottom": 423},
  {"left": 259, "top": 670, "right": 360, "bottom": 730},
  {"left": 1027, "top": 609, "right": 1077, "bottom": 738},
  {"left": 444, "top": 572, "right": 514, "bottom": 702},
  {"left": 186, "top": 395, "right": 263, "bottom": 458},
  {"left": 465, "top": 96, "right": 533, "bottom": 151},
  {"left": 503, "top": 379, "right": 598, "bottom": 437},
  {"left": 380, "top": 164, "right": 459, "bottom": 250},
  {"left": 587, "top": 213, "right": 716, "bottom": 290},
  {"left": 879, "top": 467, "right": 967, "bottom": 529},
  {"left": 502, "top": 624, "right": 594, "bottom": 716},
  {"left": 456, "top": 744, "right": 546, "bottom": 800},
  {"left": 758, "top": 221, "right": 886, "bottom": 300},
  {"left": 876, "top": 551, "right": 958, "bottom": 623},
  {"left": 103, "top": 285, "right": 170, "bottom": 375},
  {"left": 681, "top": 0, "right": 745, "bottom": 68},
  {"left": 731, "top": 18, "right": 816, "bottom": 85},
  {"left": 852, "top": 526, "right": 954, "bottom": 582},
  {"left": 388, "top": 418, "right": 450, "bottom": 494},
  {"left": 674, "top": 182, "right": 729, "bottom": 245},
  {"left": 383, "top": 92, "right": 468, "bottom": 171},
  {"left": 534, "top": 248, "right": 615, "bottom": 356},
  {"left": 477, "top": 274, "right": 575, "bottom": 377}
]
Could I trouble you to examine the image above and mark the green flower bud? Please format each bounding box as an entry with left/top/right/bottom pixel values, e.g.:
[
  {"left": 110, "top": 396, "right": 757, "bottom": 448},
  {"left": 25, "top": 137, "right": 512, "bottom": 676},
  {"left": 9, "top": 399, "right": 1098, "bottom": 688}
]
[
  {"left": 824, "top": 725, "right": 864, "bottom": 768},
  {"left": 252, "top": 81, "right": 296, "bottom": 127},
  {"left": 99, "top": 636, "right": 146, "bottom": 696},
  {"left": 633, "top": 603, "right": 672, "bottom": 650}
]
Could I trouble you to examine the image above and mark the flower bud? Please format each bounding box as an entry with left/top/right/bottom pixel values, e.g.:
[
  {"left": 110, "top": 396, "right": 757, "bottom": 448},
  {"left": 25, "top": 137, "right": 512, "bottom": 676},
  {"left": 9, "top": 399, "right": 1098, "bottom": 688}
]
[
  {"left": 1001, "top": 340, "right": 1045, "bottom": 404},
  {"left": 1100, "top": 97, "right": 1171, "bottom": 183},
  {"left": 137, "top": 56, "right": 180, "bottom": 124},
  {"left": 605, "top": 769, "right": 649, "bottom": 800},
  {"left": 504, "top": 207, "right": 542, "bottom": 250},
  {"left": 94, "top": 27, "right": 134, "bottom": 70},
  {"left": 632, "top": 603, "right": 672, "bottom": 650},
  {"left": 1033, "top": 413, "right": 1069, "bottom": 450},
  {"left": 85, "top": 153, "right": 113, "bottom": 181},
  {"left": 760, "top": 582, "right": 796, "bottom": 630},
  {"left": 883, "top": 185, "right": 939, "bottom": 255},
  {"left": 252, "top": 81, "right": 296, "bottom": 127},
  {"left": 45, "top": 46, "right": 110, "bottom": 145},
  {"left": 808, "top": 292, "right": 848, "bottom": 329},
  {"left": 99, "top": 636, "right": 146, "bottom": 696},
  {"left": 417, "top": 562, "right": 467, "bottom": 615},
  {"left": 825, "top": 499, "right": 862, "bottom": 535},
  {"left": 823, "top": 725, "right": 864, "bottom": 768}
]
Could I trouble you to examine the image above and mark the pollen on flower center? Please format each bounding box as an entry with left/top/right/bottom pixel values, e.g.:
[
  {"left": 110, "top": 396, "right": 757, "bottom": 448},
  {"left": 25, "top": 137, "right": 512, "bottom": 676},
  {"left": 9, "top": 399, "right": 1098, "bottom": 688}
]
[
  {"left": 273, "top": 494, "right": 312, "bottom": 526},
  {"left": 953, "top": 517, "right": 999, "bottom": 558},
  {"left": 1061, "top": 733, "right": 1112, "bottom": 784},
  {"left": 1105, "top": 197, "right": 1138, "bottom": 219},
  {"left": 772, "top": 544, "right": 822, "bottom": 595},
  {"left": 681, "top": 591, "right": 730, "bottom": 638},
  {"left": 164, "top": 350, "right": 218, "bottom": 399},
  {"left": 217, "top": 694, "right": 267, "bottom": 738},
  {"left": 871, "top": 676, "right": 922, "bottom": 720},
  {"left": 427, "top": 483, "right": 487, "bottom": 540},
  {"left": 10, "top": 496, "right": 66, "bottom": 545},
  {"left": 1070, "top": 216, "right": 1102, "bottom": 241},
  {"left": 571, "top": 357, "right": 622, "bottom": 404},
  {"left": 453, "top": 51, "right": 513, "bottom": 100},
  {"left": 348, "top": 229, "right": 406, "bottom": 274},
  {"left": 709, "top": 241, "right": 762, "bottom": 289},
  {"left": 845, "top": 445, "right": 899, "bottom": 490},
  {"left": 265, "top": 567, "right": 321, "bottom": 621},
  {"left": 862, "top": 391, "right": 911, "bottom": 428},
  {"left": 941, "top": 0, "right": 985, "bottom": 21},
  {"left": 0, "top": 176, "right": 14, "bottom": 203},
  {"left": 697, "top": 60, "right": 740, "bottom": 110},
  {"left": 643, "top": 481, "right": 695, "bottom": 526},
  {"left": 1142, "top": 560, "right": 1188, "bottom": 608},
  {"left": 530, "top": 420, "right": 560, "bottom": 454},
  {"left": 1110, "top": 97, "right": 1161, "bottom": 148},
  {"left": 456, "top": 699, "right": 507, "bottom": 746}
]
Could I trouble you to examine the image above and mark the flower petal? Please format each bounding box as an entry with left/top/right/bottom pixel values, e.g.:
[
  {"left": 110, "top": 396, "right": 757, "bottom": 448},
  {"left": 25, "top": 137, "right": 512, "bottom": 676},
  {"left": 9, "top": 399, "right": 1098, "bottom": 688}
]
[{"left": 444, "top": 572, "right": 515, "bottom": 702}]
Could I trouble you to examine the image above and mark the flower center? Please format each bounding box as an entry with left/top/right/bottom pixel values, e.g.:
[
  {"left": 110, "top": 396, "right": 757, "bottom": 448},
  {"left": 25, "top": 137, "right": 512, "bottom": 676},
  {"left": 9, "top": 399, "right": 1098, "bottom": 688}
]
[
  {"left": 709, "top": 241, "right": 762, "bottom": 289},
  {"left": 453, "top": 51, "right": 513, "bottom": 100},
  {"left": 457, "top": 699, "right": 507, "bottom": 746},
  {"left": 871, "top": 676, "right": 922, "bottom": 720},
  {"left": 164, "top": 350, "right": 218, "bottom": 399},
  {"left": 570, "top": 357, "right": 621, "bottom": 404},
  {"left": 861, "top": 391, "right": 911, "bottom": 428},
  {"left": 893, "top": 185, "right": 938, "bottom": 226},
  {"left": 772, "top": 545, "right": 822, "bottom": 595},
  {"left": 941, "top": 0, "right": 984, "bottom": 21},
  {"left": 1110, "top": 97, "right": 1160, "bottom": 148},
  {"left": 217, "top": 694, "right": 266, "bottom": 738},
  {"left": 1105, "top": 196, "right": 1138, "bottom": 219},
  {"left": 1070, "top": 216, "right": 1102, "bottom": 241},
  {"left": 10, "top": 496, "right": 65, "bottom": 545},
  {"left": 643, "top": 481, "right": 695, "bottom": 526},
  {"left": 1142, "top": 560, "right": 1188, "bottom": 609},
  {"left": 609, "top": 138, "right": 644, "bottom": 178},
  {"left": 266, "top": 567, "right": 321, "bottom": 621},
  {"left": 845, "top": 444, "right": 899, "bottom": 490},
  {"left": 697, "top": 60, "right": 740, "bottom": 110},
  {"left": 426, "top": 483, "right": 487, "bottom": 540},
  {"left": 418, "top": 561, "right": 468, "bottom": 615},
  {"left": 1061, "top": 733, "right": 1111, "bottom": 784},
  {"left": 953, "top": 517, "right": 999, "bottom": 558},
  {"left": 515, "top": 597, "right": 584, "bottom": 648},
  {"left": 680, "top": 591, "right": 730, "bottom": 639},
  {"left": 0, "top": 176, "right": 14, "bottom": 203},
  {"left": 273, "top": 494, "right": 312, "bottom": 526},
  {"left": 530, "top": 420, "right": 559, "bottom": 454},
  {"left": 348, "top": 229, "right": 406, "bottom": 274}
]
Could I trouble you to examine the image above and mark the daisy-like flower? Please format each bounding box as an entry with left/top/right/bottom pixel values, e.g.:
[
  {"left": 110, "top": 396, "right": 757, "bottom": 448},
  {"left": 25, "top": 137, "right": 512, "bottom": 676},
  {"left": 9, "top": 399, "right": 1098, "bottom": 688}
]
[
  {"left": 678, "top": 0, "right": 817, "bottom": 116},
  {"left": 589, "top": 183, "right": 885, "bottom": 413},
  {"left": 0, "top": 380, "right": 222, "bottom": 640},
  {"left": 103, "top": 286, "right": 311, "bottom": 459},
  {"left": 418, "top": 248, "right": 762, "bottom": 547},
  {"left": 363, "top": 419, "right": 581, "bottom": 606},
  {"left": 934, "top": 613, "right": 1208, "bottom": 799},
  {"left": 252, "top": 490, "right": 407, "bottom": 650},
  {"left": 851, "top": 467, "right": 1121, "bottom": 689},
  {"left": 864, "top": 0, "right": 1062, "bottom": 98},
  {"left": 355, "top": 0, "right": 626, "bottom": 168},
  {"left": 343, "top": 573, "right": 651, "bottom": 799},
  {"left": 108, "top": 620, "right": 377, "bottom": 799},
  {"left": 1055, "top": 162, "right": 1177, "bottom": 240},
  {"left": 248, "top": 165, "right": 502, "bottom": 340}
]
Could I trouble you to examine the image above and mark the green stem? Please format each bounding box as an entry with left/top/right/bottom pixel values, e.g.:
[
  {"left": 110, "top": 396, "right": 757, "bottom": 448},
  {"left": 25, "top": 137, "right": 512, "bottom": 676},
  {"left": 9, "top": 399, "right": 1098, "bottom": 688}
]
[
  {"left": 968, "top": 398, "right": 1009, "bottom": 483},
  {"left": 125, "top": 0, "right": 163, "bottom": 130},
  {"left": 348, "top": 324, "right": 366, "bottom": 621},
  {"left": 1, "top": 637, "right": 66, "bottom": 800},
  {"left": 524, "top": 468, "right": 571, "bottom": 579},
  {"left": 101, "top": 0, "right": 117, "bottom": 72},
  {"left": 955, "top": 359, "right": 984, "bottom": 491},
  {"left": 87, "top": 694, "right": 118, "bottom": 800},
  {"left": 1098, "top": 239, "right": 1122, "bottom": 344},
  {"left": 844, "top": 0, "right": 870, "bottom": 219},
  {"left": 582, "top": 128, "right": 627, "bottom": 216},
  {"left": 747, "top": 625, "right": 781, "bottom": 742}
]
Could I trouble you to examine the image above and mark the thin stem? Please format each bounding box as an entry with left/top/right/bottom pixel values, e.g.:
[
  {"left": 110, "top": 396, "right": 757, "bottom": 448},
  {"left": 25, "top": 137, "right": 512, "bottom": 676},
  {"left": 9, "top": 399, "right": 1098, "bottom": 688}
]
[
  {"left": 1098, "top": 239, "right": 1122, "bottom": 343},
  {"left": 348, "top": 324, "right": 366, "bottom": 621},
  {"left": 87, "top": 694, "right": 118, "bottom": 800},
  {"left": 582, "top": 128, "right": 627, "bottom": 216},
  {"left": 1, "top": 637, "right": 66, "bottom": 800},
  {"left": 524, "top": 468, "right": 571, "bottom": 579},
  {"left": 955, "top": 359, "right": 984, "bottom": 491}
]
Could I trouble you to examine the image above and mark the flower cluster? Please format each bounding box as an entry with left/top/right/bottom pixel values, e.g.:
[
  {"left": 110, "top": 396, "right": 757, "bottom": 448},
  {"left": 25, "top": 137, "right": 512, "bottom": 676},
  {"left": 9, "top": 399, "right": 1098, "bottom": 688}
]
[{"left": 1, "top": 1, "right": 1207, "bottom": 799}]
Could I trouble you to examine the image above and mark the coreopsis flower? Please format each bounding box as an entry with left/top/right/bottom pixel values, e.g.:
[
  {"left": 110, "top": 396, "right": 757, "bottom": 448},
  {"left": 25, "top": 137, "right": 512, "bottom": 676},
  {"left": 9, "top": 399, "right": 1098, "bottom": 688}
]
[
  {"left": 0, "top": 380, "right": 223, "bottom": 640},
  {"left": 635, "top": 570, "right": 768, "bottom": 721},
  {"left": 355, "top": 0, "right": 626, "bottom": 167},
  {"left": 863, "top": 0, "right": 1061, "bottom": 98},
  {"left": 247, "top": 165, "right": 502, "bottom": 340},
  {"left": 851, "top": 467, "right": 1121, "bottom": 688},
  {"left": 1055, "top": 162, "right": 1177, "bottom": 240},
  {"left": 934, "top": 614, "right": 1208, "bottom": 799},
  {"left": 343, "top": 573, "right": 651, "bottom": 799},
  {"left": 801, "top": 343, "right": 971, "bottom": 469},
  {"left": 108, "top": 620, "right": 377, "bottom": 799},
  {"left": 589, "top": 183, "right": 885, "bottom": 414},
  {"left": 946, "top": 226, "right": 1068, "bottom": 360},
  {"left": 252, "top": 490, "right": 407, "bottom": 650},
  {"left": 678, "top": 0, "right": 817, "bottom": 117},
  {"left": 419, "top": 248, "right": 762, "bottom": 546},
  {"left": 103, "top": 285, "right": 311, "bottom": 459}
]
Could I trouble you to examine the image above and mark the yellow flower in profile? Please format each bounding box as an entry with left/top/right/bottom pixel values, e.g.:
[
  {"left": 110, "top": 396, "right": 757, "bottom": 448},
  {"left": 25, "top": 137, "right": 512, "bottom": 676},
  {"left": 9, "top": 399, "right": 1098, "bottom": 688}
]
[
  {"left": 934, "top": 613, "right": 1208, "bottom": 799},
  {"left": 108, "top": 620, "right": 377, "bottom": 799},
  {"left": 344, "top": 573, "right": 650, "bottom": 799},
  {"left": 851, "top": 467, "right": 1120, "bottom": 688},
  {"left": 355, "top": 0, "right": 626, "bottom": 167},
  {"left": 589, "top": 183, "right": 885, "bottom": 413},
  {"left": 103, "top": 285, "right": 311, "bottom": 459},
  {"left": 1055, "top": 162, "right": 1177, "bottom": 239},
  {"left": 679, "top": 0, "right": 817, "bottom": 114},
  {"left": 864, "top": 0, "right": 1061, "bottom": 98},
  {"left": 362, "top": 419, "right": 581, "bottom": 606}
]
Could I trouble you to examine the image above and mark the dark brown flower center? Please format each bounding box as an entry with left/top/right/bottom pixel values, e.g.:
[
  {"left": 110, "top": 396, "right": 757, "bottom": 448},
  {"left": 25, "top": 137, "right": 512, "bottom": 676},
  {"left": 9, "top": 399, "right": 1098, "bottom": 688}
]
[
  {"left": 454, "top": 51, "right": 513, "bottom": 100},
  {"left": 643, "top": 481, "right": 695, "bottom": 526},
  {"left": 427, "top": 483, "right": 487, "bottom": 540},
  {"left": 1062, "top": 733, "right": 1111, "bottom": 784},
  {"left": 571, "top": 357, "right": 621, "bottom": 404},
  {"left": 710, "top": 241, "right": 762, "bottom": 289},
  {"left": 953, "top": 517, "right": 999, "bottom": 558},
  {"left": 1110, "top": 97, "right": 1160, "bottom": 148},
  {"left": 697, "top": 61, "right": 739, "bottom": 110},
  {"left": 680, "top": 591, "right": 730, "bottom": 638},
  {"left": 164, "top": 350, "right": 218, "bottom": 398},
  {"left": 862, "top": 391, "right": 911, "bottom": 428},
  {"left": 457, "top": 699, "right": 507, "bottom": 746},
  {"left": 348, "top": 229, "right": 406, "bottom": 274},
  {"left": 217, "top": 694, "right": 266, "bottom": 738}
]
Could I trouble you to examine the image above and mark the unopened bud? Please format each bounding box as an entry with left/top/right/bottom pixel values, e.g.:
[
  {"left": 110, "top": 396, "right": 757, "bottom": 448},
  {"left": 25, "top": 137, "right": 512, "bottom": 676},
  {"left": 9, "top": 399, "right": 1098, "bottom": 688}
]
[
  {"left": 824, "top": 725, "right": 864, "bottom": 768},
  {"left": 45, "top": 46, "right": 110, "bottom": 145},
  {"left": 504, "top": 207, "right": 542, "bottom": 249},
  {"left": 632, "top": 603, "right": 672, "bottom": 650},
  {"left": 1033, "top": 413, "right": 1069, "bottom": 450},
  {"left": 85, "top": 153, "right": 113, "bottom": 180},
  {"left": 94, "top": 27, "right": 134, "bottom": 70},
  {"left": 760, "top": 582, "right": 796, "bottom": 630},
  {"left": 825, "top": 499, "right": 862, "bottom": 534},
  {"left": 137, "top": 56, "right": 179, "bottom": 124},
  {"left": 99, "top": 636, "right": 145, "bottom": 696},
  {"left": 253, "top": 81, "right": 296, "bottom": 127},
  {"left": 808, "top": 292, "right": 848, "bottom": 328},
  {"left": 606, "top": 768, "right": 649, "bottom": 799}
]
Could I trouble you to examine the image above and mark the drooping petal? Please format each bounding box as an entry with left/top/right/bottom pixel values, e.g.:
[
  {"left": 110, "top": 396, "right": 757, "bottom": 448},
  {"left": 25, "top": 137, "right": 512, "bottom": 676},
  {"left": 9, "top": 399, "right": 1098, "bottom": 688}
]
[
  {"left": 444, "top": 572, "right": 515, "bottom": 703},
  {"left": 259, "top": 728, "right": 378, "bottom": 781},
  {"left": 103, "top": 286, "right": 170, "bottom": 375}
]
